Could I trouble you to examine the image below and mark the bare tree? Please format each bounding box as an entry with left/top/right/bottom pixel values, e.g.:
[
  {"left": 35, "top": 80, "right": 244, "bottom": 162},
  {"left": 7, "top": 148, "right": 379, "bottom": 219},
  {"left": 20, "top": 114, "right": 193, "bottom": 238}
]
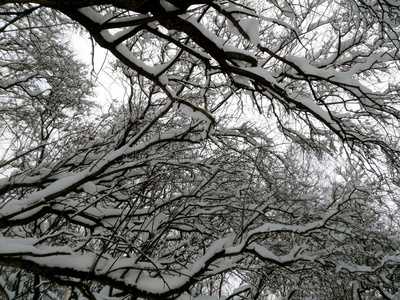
[{"left": 1, "top": 0, "right": 400, "bottom": 299}]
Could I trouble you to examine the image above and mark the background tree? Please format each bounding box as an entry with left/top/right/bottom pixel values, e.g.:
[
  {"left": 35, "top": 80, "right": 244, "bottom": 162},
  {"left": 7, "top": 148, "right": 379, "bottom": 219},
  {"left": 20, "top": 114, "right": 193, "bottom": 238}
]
[
  {"left": 0, "top": 0, "right": 400, "bottom": 299},
  {"left": 0, "top": 4, "right": 95, "bottom": 298}
]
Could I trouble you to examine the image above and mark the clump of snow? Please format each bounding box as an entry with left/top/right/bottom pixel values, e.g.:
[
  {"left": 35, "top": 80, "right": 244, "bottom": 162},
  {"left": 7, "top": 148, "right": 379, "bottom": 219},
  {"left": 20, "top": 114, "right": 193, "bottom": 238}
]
[
  {"left": 78, "top": 7, "right": 104, "bottom": 23},
  {"left": 173, "top": 101, "right": 212, "bottom": 123},
  {"left": 227, "top": 18, "right": 260, "bottom": 45},
  {"left": 82, "top": 181, "right": 97, "bottom": 194},
  {"left": 160, "top": 0, "right": 178, "bottom": 12}
]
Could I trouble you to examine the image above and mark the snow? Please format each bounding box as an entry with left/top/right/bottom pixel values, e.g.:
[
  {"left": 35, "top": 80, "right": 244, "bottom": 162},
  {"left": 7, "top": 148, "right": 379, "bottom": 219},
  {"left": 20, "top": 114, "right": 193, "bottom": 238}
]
[
  {"left": 115, "top": 236, "right": 234, "bottom": 293},
  {"left": 290, "top": 95, "right": 341, "bottom": 132},
  {"left": 231, "top": 74, "right": 250, "bottom": 86},
  {"left": 114, "top": 43, "right": 177, "bottom": 84},
  {"left": 159, "top": 74, "right": 169, "bottom": 85},
  {"left": 78, "top": 7, "right": 104, "bottom": 23},
  {"left": 173, "top": 101, "right": 213, "bottom": 125},
  {"left": 0, "top": 234, "right": 72, "bottom": 257},
  {"left": 0, "top": 72, "right": 37, "bottom": 88},
  {"left": 82, "top": 181, "right": 97, "bottom": 194},
  {"left": 0, "top": 277, "right": 15, "bottom": 299},
  {"left": 180, "top": 13, "right": 224, "bottom": 48},
  {"left": 1, "top": 171, "right": 86, "bottom": 216},
  {"left": 223, "top": 43, "right": 256, "bottom": 59},
  {"left": 104, "top": 13, "right": 151, "bottom": 26},
  {"left": 34, "top": 252, "right": 108, "bottom": 272},
  {"left": 285, "top": 54, "right": 389, "bottom": 108},
  {"left": 103, "top": 26, "right": 140, "bottom": 42},
  {"left": 299, "top": 193, "right": 316, "bottom": 200},
  {"left": 9, "top": 205, "right": 44, "bottom": 222},
  {"left": 116, "top": 44, "right": 150, "bottom": 71},
  {"left": 0, "top": 141, "right": 134, "bottom": 219},
  {"left": 244, "top": 66, "right": 278, "bottom": 85},
  {"left": 227, "top": 18, "right": 260, "bottom": 45},
  {"left": 140, "top": 212, "right": 167, "bottom": 233},
  {"left": 260, "top": 15, "right": 298, "bottom": 33},
  {"left": 231, "top": 285, "right": 251, "bottom": 295},
  {"left": 160, "top": 0, "right": 178, "bottom": 12},
  {"left": 2, "top": 2, "right": 399, "bottom": 299}
]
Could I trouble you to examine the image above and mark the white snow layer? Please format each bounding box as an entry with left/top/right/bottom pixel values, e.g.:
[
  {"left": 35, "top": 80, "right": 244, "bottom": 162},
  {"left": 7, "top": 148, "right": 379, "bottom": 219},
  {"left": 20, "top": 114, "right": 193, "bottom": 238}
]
[{"left": 227, "top": 18, "right": 260, "bottom": 45}]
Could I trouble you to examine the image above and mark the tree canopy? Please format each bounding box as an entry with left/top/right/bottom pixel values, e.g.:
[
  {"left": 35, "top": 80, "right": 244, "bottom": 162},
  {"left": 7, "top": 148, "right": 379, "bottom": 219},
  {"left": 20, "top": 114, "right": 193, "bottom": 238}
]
[{"left": 1, "top": 0, "right": 400, "bottom": 299}]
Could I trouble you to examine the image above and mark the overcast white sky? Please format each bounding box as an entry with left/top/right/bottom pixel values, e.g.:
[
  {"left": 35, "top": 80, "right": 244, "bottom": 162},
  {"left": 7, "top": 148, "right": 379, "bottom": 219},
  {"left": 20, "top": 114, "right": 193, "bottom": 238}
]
[{"left": 70, "top": 33, "right": 127, "bottom": 113}]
